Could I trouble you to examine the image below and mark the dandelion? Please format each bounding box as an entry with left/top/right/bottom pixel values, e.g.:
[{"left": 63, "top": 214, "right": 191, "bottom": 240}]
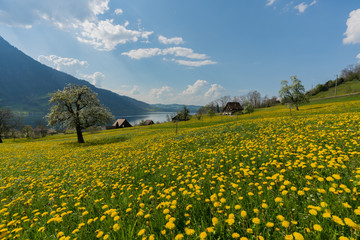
[
  {"left": 200, "top": 231, "right": 207, "bottom": 239},
  {"left": 293, "top": 232, "right": 304, "bottom": 240},
  {"left": 212, "top": 217, "right": 219, "bottom": 226},
  {"left": 232, "top": 232, "right": 240, "bottom": 238},
  {"left": 175, "top": 234, "right": 184, "bottom": 240},
  {"left": 313, "top": 224, "right": 322, "bottom": 231},
  {"left": 185, "top": 228, "right": 195, "bottom": 235},
  {"left": 138, "top": 229, "right": 146, "bottom": 236},
  {"left": 113, "top": 224, "right": 120, "bottom": 231},
  {"left": 266, "top": 222, "right": 274, "bottom": 227},
  {"left": 96, "top": 231, "right": 104, "bottom": 238},
  {"left": 252, "top": 218, "right": 261, "bottom": 224}
]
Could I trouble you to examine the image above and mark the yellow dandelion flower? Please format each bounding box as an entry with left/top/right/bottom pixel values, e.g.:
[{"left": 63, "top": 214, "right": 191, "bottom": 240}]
[
  {"left": 212, "top": 217, "right": 219, "bottom": 226},
  {"left": 313, "top": 224, "right": 322, "bottom": 231},
  {"left": 282, "top": 221, "right": 290, "bottom": 228},
  {"left": 175, "top": 234, "right": 184, "bottom": 240},
  {"left": 138, "top": 229, "right": 146, "bottom": 236},
  {"left": 252, "top": 218, "right": 261, "bottom": 224},
  {"left": 96, "top": 231, "right": 104, "bottom": 238},
  {"left": 232, "top": 232, "right": 240, "bottom": 238},
  {"left": 185, "top": 228, "right": 195, "bottom": 235},
  {"left": 309, "top": 209, "right": 317, "bottom": 215},
  {"left": 206, "top": 227, "right": 214, "bottom": 233},
  {"left": 113, "top": 223, "right": 120, "bottom": 231},
  {"left": 200, "top": 231, "right": 207, "bottom": 239},
  {"left": 293, "top": 232, "right": 304, "bottom": 240},
  {"left": 266, "top": 222, "right": 274, "bottom": 227}
]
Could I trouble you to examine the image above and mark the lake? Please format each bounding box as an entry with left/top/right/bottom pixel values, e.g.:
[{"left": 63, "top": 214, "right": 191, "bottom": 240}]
[{"left": 115, "top": 112, "right": 175, "bottom": 126}]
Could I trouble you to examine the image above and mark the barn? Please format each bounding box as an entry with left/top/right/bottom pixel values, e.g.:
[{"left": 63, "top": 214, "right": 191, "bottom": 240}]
[
  {"left": 222, "top": 102, "right": 243, "bottom": 115},
  {"left": 106, "top": 119, "right": 132, "bottom": 129}
]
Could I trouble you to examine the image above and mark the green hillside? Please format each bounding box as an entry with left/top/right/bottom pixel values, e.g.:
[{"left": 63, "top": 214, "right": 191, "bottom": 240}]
[
  {"left": 1, "top": 97, "right": 360, "bottom": 239},
  {"left": 310, "top": 80, "right": 360, "bottom": 99}
]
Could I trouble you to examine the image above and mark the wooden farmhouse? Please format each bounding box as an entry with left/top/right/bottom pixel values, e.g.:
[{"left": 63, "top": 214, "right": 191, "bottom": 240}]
[
  {"left": 106, "top": 119, "right": 132, "bottom": 129},
  {"left": 143, "top": 120, "right": 154, "bottom": 125},
  {"left": 222, "top": 102, "right": 244, "bottom": 115}
]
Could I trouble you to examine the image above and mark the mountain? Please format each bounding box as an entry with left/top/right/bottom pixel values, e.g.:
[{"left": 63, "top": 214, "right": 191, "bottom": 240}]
[
  {"left": 0, "top": 36, "right": 152, "bottom": 124},
  {"left": 150, "top": 104, "right": 201, "bottom": 113}
]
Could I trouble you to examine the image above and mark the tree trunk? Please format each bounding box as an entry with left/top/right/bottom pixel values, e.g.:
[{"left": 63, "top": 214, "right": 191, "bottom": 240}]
[
  {"left": 0, "top": 136, "right": 2, "bottom": 143},
  {"left": 296, "top": 105, "right": 299, "bottom": 111},
  {"left": 76, "top": 126, "right": 85, "bottom": 143},
  {"left": 289, "top": 107, "right": 292, "bottom": 116}
]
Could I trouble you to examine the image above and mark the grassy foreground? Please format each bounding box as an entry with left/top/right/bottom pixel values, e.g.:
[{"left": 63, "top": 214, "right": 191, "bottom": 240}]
[{"left": 1, "top": 99, "right": 360, "bottom": 240}]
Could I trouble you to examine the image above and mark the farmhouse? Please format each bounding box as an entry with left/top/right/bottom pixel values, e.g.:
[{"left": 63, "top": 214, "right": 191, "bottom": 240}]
[
  {"left": 143, "top": 120, "right": 154, "bottom": 125},
  {"left": 222, "top": 102, "right": 243, "bottom": 115},
  {"left": 106, "top": 119, "right": 132, "bottom": 129}
]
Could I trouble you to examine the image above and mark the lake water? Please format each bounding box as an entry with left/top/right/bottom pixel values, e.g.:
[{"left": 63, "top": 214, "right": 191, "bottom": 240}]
[{"left": 115, "top": 112, "right": 175, "bottom": 126}]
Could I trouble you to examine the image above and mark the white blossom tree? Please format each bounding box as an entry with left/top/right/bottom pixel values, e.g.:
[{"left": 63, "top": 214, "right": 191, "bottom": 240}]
[{"left": 46, "top": 84, "right": 113, "bottom": 143}]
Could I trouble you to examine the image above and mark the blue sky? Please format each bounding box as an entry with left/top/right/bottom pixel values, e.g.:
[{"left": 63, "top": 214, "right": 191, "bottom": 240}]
[{"left": 0, "top": 0, "right": 360, "bottom": 105}]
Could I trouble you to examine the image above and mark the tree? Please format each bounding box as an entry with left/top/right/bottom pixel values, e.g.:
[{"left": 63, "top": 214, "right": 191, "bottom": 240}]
[
  {"left": 279, "top": 76, "right": 309, "bottom": 114},
  {"left": 248, "top": 90, "right": 261, "bottom": 108},
  {"left": 22, "top": 125, "right": 34, "bottom": 138},
  {"left": 46, "top": 84, "right": 114, "bottom": 143},
  {"left": 217, "top": 96, "right": 231, "bottom": 109},
  {"left": 176, "top": 105, "right": 190, "bottom": 121},
  {"left": 0, "top": 108, "right": 15, "bottom": 143},
  {"left": 242, "top": 101, "right": 254, "bottom": 114}
]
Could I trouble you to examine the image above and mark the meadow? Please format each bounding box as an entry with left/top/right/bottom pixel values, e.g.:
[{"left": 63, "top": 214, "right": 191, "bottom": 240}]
[{"left": 1, "top": 99, "right": 360, "bottom": 240}]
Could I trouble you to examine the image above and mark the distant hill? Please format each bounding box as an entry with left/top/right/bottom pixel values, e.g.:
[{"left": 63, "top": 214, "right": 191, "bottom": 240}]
[
  {"left": 308, "top": 64, "right": 360, "bottom": 99},
  {"left": 150, "top": 104, "right": 201, "bottom": 113},
  {"left": 0, "top": 36, "right": 201, "bottom": 125},
  {"left": 310, "top": 80, "right": 360, "bottom": 99}
]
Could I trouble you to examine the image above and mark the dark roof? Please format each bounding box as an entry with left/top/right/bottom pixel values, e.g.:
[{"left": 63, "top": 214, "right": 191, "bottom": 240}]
[
  {"left": 143, "top": 120, "right": 154, "bottom": 125},
  {"left": 223, "top": 102, "right": 243, "bottom": 112},
  {"left": 112, "top": 119, "right": 132, "bottom": 127}
]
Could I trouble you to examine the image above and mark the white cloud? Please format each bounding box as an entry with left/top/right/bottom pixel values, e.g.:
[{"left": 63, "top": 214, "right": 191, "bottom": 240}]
[
  {"left": 150, "top": 86, "right": 175, "bottom": 99},
  {"left": 343, "top": 9, "right": 360, "bottom": 44},
  {"left": 158, "top": 35, "right": 184, "bottom": 45},
  {"left": 181, "top": 80, "right": 209, "bottom": 95},
  {"left": 122, "top": 47, "right": 216, "bottom": 67},
  {"left": 37, "top": 55, "right": 88, "bottom": 75},
  {"left": 38, "top": 54, "right": 106, "bottom": 87},
  {"left": 122, "top": 47, "right": 209, "bottom": 60},
  {"left": 172, "top": 59, "right": 217, "bottom": 67},
  {"left": 0, "top": 0, "right": 153, "bottom": 51},
  {"left": 357, "top": 53, "right": 360, "bottom": 59},
  {"left": 76, "top": 19, "right": 153, "bottom": 51},
  {"left": 114, "top": 8, "right": 123, "bottom": 15},
  {"left": 113, "top": 85, "right": 140, "bottom": 96},
  {"left": 266, "top": 0, "right": 276, "bottom": 7},
  {"left": 294, "top": 1, "right": 317, "bottom": 14},
  {"left": 145, "top": 80, "right": 225, "bottom": 105},
  {"left": 122, "top": 48, "right": 162, "bottom": 59},
  {"left": 205, "top": 84, "right": 224, "bottom": 98},
  {"left": 163, "top": 47, "right": 208, "bottom": 59},
  {"left": 82, "top": 72, "right": 105, "bottom": 87},
  {"left": 89, "top": 0, "right": 109, "bottom": 15}
]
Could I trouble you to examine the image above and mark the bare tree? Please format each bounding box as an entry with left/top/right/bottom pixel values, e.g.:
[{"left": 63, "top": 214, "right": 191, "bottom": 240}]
[
  {"left": 248, "top": 91, "right": 261, "bottom": 108},
  {"left": 0, "top": 108, "right": 15, "bottom": 143},
  {"left": 217, "top": 96, "right": 232, "bottom": 110}
]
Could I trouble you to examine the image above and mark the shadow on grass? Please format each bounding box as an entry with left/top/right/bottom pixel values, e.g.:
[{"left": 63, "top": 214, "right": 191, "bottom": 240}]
[{"left": 61, "top": 135, "right": 129, "bottom": 147}]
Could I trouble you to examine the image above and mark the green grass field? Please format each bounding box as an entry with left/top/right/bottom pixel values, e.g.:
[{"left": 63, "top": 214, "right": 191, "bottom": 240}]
[
  {"left": 311, "top": 80, "right": 360, "bottom": 100},
  {"left": 1, "top": 97, "right": 360, "bottom": 240}
]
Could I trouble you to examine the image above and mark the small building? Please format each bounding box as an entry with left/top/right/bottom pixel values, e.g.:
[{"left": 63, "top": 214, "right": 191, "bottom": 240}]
[
  {"left": 222, "top": 102, "right": 243, "bottom": 115},
  {"left": 143, "top": 120, "right": 154, "bottom": 126},
  {"left": 106, "top": 119, "right": 132, "bottom": 129}
]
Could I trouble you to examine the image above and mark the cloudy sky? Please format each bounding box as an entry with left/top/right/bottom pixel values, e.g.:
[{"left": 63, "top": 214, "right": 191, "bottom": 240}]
[{"left": 0, "top": 0, "right": 360, "bottom": 105}]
